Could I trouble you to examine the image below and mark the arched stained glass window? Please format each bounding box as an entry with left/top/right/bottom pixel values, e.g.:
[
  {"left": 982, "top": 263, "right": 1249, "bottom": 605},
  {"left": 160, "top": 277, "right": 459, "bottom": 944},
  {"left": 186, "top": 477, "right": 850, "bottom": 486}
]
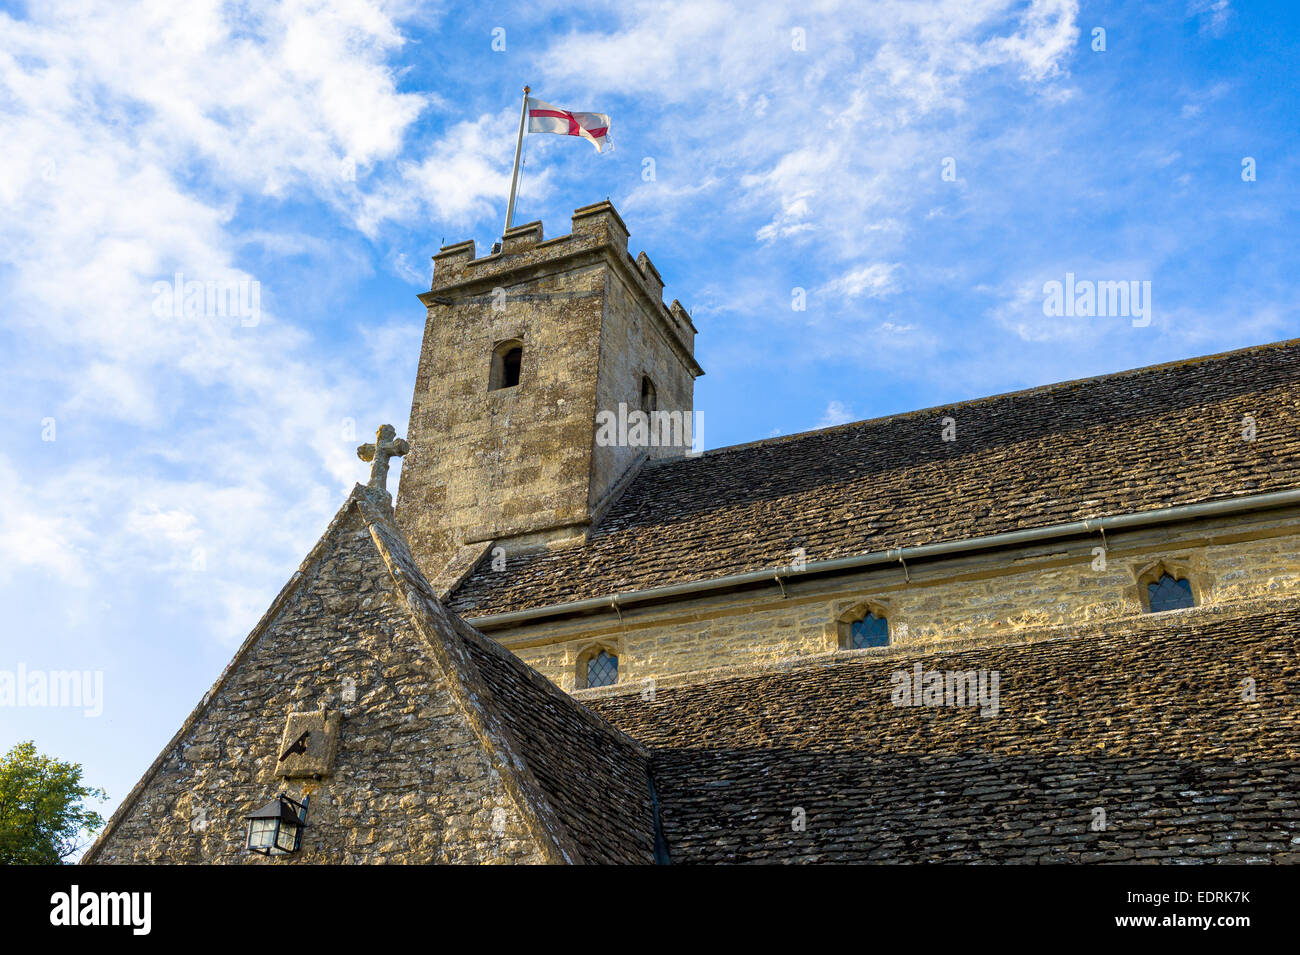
[
  {"left": 850, "top": 612, "right": 890, "bottom": 649},
  {"left": 1147, "top": 573, "right": 1194, "bottom": 613}
]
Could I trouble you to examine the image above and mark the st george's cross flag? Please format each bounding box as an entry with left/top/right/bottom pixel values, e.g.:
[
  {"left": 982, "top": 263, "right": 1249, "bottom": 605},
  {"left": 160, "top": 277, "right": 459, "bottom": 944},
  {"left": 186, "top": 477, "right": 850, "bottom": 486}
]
[{"left": 526, "top": 97, "right": 612, "bottom": 152}]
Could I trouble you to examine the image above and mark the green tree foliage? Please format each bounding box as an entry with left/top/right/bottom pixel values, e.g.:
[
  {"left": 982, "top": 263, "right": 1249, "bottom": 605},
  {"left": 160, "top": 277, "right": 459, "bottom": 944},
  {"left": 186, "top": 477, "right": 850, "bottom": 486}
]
[{"left": 0, "top": 741, "right": 107, "bottom": 864}]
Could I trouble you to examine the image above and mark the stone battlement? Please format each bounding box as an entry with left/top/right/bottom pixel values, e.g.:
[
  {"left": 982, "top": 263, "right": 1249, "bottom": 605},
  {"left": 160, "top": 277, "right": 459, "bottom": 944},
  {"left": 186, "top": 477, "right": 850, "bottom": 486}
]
[{"left": 427, "top": 201, "right": 696, "bottom": 352}]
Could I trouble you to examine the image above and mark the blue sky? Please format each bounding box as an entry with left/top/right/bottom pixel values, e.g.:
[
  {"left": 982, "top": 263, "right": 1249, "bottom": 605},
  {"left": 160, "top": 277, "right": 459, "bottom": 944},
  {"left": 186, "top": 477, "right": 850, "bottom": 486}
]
[{"left": 1, "top": 0, "right": 1297, "bottom": 844}]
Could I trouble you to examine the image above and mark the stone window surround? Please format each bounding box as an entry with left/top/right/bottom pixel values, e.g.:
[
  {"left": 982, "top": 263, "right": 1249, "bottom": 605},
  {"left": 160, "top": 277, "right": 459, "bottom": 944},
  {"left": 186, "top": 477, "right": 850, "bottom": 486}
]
[
  {"left": 830, "top": 597, "right": 894, "bottom": 651},
  {"left": 1132, "top": 556, "right": 1207, "bottom": 613},
  {"left": 488, "top": 336, "right": 525, "bottom": 391},
  {"left": 574, "top": 640, "right": 622, "bottom": 689}
]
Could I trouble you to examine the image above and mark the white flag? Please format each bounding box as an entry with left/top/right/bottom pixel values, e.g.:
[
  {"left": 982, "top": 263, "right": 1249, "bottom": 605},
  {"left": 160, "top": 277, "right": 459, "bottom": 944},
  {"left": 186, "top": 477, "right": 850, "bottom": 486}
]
[{"left": 527, "top": 97, "right": 612, "bottom": 152}]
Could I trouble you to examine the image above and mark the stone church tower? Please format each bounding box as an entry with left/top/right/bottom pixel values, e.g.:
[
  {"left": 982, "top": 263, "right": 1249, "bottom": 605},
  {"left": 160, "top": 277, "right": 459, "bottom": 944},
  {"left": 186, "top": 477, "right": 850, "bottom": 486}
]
[{"left": 395, "top": 201, "right": 703, "bottom": 576}]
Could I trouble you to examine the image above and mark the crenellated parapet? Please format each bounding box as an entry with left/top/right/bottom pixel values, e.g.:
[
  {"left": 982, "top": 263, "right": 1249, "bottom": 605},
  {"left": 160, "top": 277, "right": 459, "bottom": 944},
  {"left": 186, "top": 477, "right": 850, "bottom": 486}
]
[{"left": 423, "top": 201, "right": 698, "bottom": 369}]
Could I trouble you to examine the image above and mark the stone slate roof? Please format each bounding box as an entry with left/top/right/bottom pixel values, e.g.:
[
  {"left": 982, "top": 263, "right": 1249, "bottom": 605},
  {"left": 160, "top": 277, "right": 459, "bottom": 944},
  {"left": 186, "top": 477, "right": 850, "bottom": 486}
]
[
  {"left": 587, "top": 598, "right": 1300, "bottom": 864},
  {"left": 448, "top": 339, "right": 1300, "bottom": 616},
  {"left": 451, "top": 621, "right": 660, "bottom": 863}
]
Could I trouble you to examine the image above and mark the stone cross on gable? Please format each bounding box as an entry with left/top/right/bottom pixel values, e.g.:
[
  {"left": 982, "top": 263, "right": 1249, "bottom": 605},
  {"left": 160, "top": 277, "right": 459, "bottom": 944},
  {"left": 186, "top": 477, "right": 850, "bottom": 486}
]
[{"left": 357, "top": 424, "right": 409, "bottom": 492}]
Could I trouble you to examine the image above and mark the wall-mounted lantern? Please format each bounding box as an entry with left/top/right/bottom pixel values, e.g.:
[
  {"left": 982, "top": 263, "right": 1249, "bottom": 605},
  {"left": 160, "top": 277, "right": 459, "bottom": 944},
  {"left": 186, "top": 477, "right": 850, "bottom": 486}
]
[{"left": 245, "top": 792, "right": 308, "bottom": 856}]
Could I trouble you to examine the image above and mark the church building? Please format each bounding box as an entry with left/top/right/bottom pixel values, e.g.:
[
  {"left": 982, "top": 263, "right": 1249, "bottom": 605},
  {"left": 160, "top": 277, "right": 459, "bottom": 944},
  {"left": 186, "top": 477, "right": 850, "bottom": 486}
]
[{"left": 85, "top": 201, "right": 1300, "bottom": 864}]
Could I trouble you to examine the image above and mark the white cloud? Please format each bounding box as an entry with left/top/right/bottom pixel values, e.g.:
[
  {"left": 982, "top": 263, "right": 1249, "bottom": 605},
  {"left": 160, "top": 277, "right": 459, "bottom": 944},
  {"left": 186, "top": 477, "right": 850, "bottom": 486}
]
[
  {"left": 0, "top": 0, "right": 441, "bottom": 644},
  {"left": 0, "top": 459, "right": 93, "bottom": 585},
  {"left": 537, "top": 0, "right": 1078, "bottom": 265},
  {"left": 817, "top": 400, "right": 857, "bottom": 428},
  {"left": 357, "top": 109, "right": 545, "bottom": 235},
  {"left": 824, "top": 263, "right": 902, "bottom": 300},
  {"left": 990, "top": 0, "right": 1081, "bottom": 81},
  {"left": 1188, "top": 0, "right": 1234, "bottom": 36},
  {"left": 1, "top": 1, "right": 426, "bottom": 201}
]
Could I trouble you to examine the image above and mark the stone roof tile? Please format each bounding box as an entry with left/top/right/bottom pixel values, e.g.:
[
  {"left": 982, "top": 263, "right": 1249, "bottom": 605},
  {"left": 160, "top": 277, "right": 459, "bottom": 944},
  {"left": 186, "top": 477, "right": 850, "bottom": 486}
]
[
  {"left": 587, "top": 598, "right": 1300, "bottom": 864},
  {"left": 449, "top": 338, "right": 1300, "bottom": 616}
]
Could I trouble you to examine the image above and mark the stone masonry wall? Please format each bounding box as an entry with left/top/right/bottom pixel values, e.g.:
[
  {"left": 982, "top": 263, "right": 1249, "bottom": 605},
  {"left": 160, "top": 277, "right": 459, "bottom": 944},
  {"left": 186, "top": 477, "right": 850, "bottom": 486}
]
[
  {"left": 494, "top": 520, "right": 1300, "bottom": 694},
  {"left": 88, "top": 507, "right": 543, "bottom": 864},
  {"left": 397, "top": 254, "right": 606, "bottom": 574},
  {"left": 589, "top": 261, "right": 696, "bottom": 509}
]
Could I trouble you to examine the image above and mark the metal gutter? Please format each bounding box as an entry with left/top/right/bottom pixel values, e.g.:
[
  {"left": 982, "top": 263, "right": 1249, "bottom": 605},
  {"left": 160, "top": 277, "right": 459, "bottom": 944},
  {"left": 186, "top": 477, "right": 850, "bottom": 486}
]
[{"left": 466, "top": 488, "right": 1300, "bottom": 630}]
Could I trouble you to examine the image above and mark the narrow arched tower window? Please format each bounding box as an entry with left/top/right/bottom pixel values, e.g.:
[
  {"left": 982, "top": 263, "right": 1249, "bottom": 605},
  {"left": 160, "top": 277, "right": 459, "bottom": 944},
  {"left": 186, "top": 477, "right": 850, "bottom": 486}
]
[
  {"left": 489, "top": 340, "right": 524, "bottom": 390},
  {"left": 640, "top": 375, "right": 657, "bottom": 415}
]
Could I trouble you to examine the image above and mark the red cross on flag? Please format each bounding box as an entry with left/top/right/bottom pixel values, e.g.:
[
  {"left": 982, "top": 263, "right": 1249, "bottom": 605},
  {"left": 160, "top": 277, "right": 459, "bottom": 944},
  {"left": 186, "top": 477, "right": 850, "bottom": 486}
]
[{"left": 526, "top": 97, "right": 612, "bottom": 152}]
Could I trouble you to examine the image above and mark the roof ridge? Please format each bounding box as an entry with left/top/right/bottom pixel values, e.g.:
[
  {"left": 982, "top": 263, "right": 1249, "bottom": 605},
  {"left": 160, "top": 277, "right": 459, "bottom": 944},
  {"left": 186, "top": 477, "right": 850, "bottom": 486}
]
[{"left": 667, "top": 335, "right": 1300, "bottom": 461}]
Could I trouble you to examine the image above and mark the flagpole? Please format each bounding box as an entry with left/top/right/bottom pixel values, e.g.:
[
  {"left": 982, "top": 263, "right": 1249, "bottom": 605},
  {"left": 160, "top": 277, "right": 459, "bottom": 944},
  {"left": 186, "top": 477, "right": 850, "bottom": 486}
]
[{"left": 503, "top": 85, "right": 530, "bottom": 238}]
